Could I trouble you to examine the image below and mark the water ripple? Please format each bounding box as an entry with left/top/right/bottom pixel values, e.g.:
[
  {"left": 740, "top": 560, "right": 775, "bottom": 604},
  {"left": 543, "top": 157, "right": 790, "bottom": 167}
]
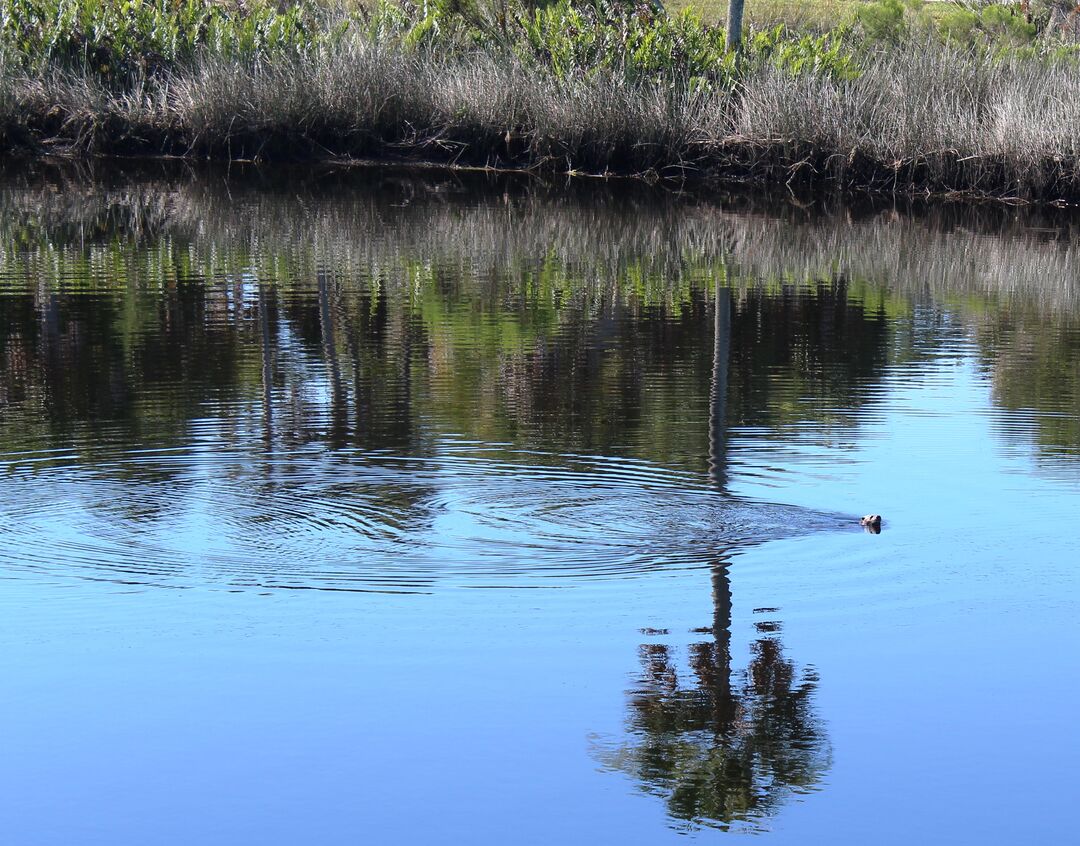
[{"left": 0, "top": 440, "right": 848, "bottom": 593}]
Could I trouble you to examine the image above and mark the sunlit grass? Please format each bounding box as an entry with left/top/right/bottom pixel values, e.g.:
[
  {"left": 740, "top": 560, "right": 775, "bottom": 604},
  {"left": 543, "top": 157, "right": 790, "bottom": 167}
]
[{"left": 669, "top": 0, "right": 871, "bottom": 31}]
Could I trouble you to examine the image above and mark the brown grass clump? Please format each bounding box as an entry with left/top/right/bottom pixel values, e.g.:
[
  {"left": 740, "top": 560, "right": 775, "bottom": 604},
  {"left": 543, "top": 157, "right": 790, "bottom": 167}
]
[{"left": 733, "top": 43, "right": 1080, "bottom": 198}]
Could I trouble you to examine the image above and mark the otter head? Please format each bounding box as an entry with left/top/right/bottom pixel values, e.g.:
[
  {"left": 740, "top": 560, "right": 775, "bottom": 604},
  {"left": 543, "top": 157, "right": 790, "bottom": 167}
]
[{"left": 860, "top": 514, "right": 882, "bottom": 533}]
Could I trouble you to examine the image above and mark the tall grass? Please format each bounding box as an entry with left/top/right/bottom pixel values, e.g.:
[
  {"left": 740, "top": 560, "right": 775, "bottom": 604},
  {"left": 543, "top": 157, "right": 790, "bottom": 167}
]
[
  {"left": 1, "top": 0, "right": 1079, "bottom": 199},
  {"left": 736, "top": 44, "right": 1080, "bottom": 197}
]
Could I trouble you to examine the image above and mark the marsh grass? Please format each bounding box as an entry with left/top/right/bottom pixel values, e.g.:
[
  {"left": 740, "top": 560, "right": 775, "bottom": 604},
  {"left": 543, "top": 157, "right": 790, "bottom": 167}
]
[
  {"left": 736, "top": 44, "right": 1080, "bottom": 198},
  {"left": 1, "top": 0, "right": 1080, "bottom": 199}
]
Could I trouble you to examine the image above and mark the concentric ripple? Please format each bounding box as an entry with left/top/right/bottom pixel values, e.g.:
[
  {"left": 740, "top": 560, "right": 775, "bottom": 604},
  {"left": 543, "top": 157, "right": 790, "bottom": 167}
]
[{"left": 0, "top": 439, "right": 848, "bottom": 593}]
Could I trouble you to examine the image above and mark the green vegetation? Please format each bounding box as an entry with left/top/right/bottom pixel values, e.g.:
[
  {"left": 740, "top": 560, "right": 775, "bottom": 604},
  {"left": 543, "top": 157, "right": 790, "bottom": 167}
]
[
  {"left": 1, "top": 0, "right": 1080, "bottom": 198},
  {"left": 2, "top": 168, "right": 1078, "bottom": 465},
  {"left": 0, "top": 0, "right": 313, "bottom": 73}
]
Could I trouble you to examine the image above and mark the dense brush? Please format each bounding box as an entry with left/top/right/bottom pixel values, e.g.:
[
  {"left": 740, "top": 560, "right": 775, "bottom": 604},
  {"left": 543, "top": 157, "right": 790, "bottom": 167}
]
[{"left": 1, "top": 0, "right": 1080, "bottom": 199}]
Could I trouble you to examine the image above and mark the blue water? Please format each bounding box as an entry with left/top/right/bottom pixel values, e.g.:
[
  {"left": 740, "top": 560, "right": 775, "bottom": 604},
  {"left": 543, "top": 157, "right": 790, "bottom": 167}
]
[{"left": 0, "top": 169, "right": 1078, "bottom": 844}]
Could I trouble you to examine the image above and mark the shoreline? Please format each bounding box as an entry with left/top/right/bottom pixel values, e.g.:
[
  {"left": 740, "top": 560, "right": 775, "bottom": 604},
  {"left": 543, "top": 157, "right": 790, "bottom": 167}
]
[
  {"left": 4, "top": 0, "right": 1079, "bottom": 207},
  {"left": 12, "top": 146, "right": 1079, "bottom": 208}
]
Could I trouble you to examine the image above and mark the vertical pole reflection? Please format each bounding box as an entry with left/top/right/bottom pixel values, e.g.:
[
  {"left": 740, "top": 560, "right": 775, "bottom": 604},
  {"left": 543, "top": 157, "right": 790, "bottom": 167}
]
[
  {"left": 397, "top": 296, "right": 413, "bottom": 443},
  {"left": 317, "top": 271, "right": 348, "bottom": 445},
  {"left": 395, "top": 293, "right": 414, "bottom": 447},
  {"left": 704, "top": 555, "right": 738, "bottom": 733},
  {"left": 596, "top": 278, "right": 830, "bottom": 823},
  {"left": 707, "top": 277, "right": 736, "bottom": 730},
  {"left": 258, "top": 283, "right": 274, "bottom": 443},
  {"left": 709, "top": 280, "right": 731, "bottom": 494},
  {"left": 344, "top": 311, "right": 364, "bottom": 446}
]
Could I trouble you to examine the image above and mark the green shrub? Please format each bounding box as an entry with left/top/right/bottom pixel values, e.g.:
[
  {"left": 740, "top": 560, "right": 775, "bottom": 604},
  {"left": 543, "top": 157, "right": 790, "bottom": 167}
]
[
  {"left": 363, "top": 0, "right": 860, "bottom": 89},
  {"left": 856, "top": 0, "right": 908, "bottom": 42},
  {"left": 512, "top": 2, "right": 734, "bottom": 84},
  {"left": 0, "top": 0, "right": 316, "bottom": 78},
  {"left": 936, "top": 3, "right": 1037, "bottom": 47},
  {"left": 854, "top": 0, "right": 1045, "bottom": 50},
  {"left": 752, "top": 24, "right": 860, "bottom": 79},
  {"left": 935, "top": 6, "right": 982, "bottom": 42}
]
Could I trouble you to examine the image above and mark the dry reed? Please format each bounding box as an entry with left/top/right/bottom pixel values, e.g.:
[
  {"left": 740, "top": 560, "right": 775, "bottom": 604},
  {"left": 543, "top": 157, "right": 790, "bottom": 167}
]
[{"left": 2, "top": 32, "right": 1080, "bottom": 200}]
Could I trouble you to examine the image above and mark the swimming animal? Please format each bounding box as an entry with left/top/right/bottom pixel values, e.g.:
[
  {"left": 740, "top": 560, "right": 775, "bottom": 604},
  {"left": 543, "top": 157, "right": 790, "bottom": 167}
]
[{"left": 860, "top": 514, "right": 882, "bottom": 533}]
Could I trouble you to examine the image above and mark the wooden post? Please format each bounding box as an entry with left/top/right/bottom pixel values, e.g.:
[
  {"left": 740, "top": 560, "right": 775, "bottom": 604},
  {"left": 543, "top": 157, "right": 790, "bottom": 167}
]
[{"left": 726, "top": 0, "right": 745, "bottom": 52}]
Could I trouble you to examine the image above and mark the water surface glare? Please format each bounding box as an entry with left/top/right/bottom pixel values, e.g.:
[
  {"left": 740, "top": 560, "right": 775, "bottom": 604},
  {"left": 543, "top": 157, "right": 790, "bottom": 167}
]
[
  {"left": 1, "top": 441, "right": 844, "bottom": 590},
  {"left": 1, "top": 165, "right": 1078, "bottom": 845}
]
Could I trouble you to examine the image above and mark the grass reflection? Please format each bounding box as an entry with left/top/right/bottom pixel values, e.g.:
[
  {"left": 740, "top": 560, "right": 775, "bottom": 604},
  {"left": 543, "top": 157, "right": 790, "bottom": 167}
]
[{"left": 0, "top": 163, "right": 1077, "bottom": 473}]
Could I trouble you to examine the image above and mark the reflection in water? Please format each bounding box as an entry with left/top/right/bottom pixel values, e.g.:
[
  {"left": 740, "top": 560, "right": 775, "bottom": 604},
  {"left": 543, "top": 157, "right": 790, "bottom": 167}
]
[
  {"left": 258, "top": 282, "right": 275, "bottom": 441},
  {"left": 596, "top": 316, "right": 829, "bottom": 830},
  {"left": 0, "top": 232, "right": 848, "bottom": 589},
  {"left": 4, "top": 162, "right": 1073, "bottom": 462},
  {"left": 983, "top": 313, "right": 1080, "bottom": 463},
  {"left": 1, "top": 165, "right": 1077, "bottom": 845},
  {"left": 709, "top": 281, "right": 730, "bottom": 492},
  {"left": 1, "top": 164, "right": 1079, "bottom": 591},
  {"left": 594, "top": 577, "right": 829, "bottom": 832}
]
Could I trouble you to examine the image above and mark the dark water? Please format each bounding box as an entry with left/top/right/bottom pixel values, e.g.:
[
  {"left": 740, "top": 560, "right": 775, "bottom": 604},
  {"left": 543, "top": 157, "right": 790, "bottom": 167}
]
[{"left": 1, "top": 164, "right": 1078, "bottom": 844}]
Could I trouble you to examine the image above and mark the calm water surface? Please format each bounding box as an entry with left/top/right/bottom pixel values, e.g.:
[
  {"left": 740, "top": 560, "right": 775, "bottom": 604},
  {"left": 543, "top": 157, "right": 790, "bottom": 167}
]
[{"left": 1, "top": 165, "right": 1078, "bottom": 844}]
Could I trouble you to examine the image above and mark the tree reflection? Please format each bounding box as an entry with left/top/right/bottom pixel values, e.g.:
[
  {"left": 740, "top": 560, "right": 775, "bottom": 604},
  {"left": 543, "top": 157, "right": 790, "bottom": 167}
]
[
  {"left": 595, "top": 291, "right": 829, "bottom": 829},
  {"left": 600, "top": 592, "right": 829, "bottom": 830}
]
